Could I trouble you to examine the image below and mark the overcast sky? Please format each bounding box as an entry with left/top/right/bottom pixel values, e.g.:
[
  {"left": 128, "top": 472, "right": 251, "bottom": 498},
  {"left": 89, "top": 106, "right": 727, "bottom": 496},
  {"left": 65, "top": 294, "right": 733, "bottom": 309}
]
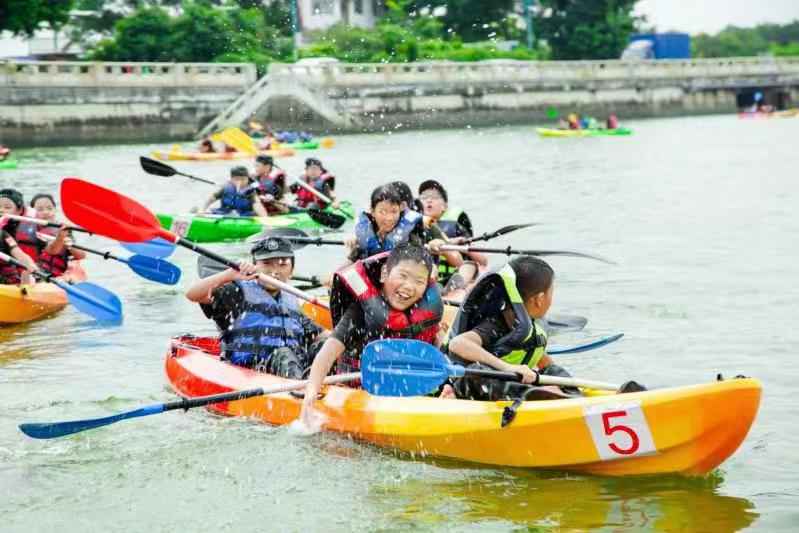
[{"left": 635, "top": 0, "right": 799, "bottom": 34}]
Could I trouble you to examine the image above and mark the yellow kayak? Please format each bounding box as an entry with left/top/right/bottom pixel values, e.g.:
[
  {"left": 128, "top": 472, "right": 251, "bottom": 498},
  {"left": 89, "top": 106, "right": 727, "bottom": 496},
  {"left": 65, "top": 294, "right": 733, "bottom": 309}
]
[
  {"left": 167, "top": 335, "right": 761, "bottom": 476},
  {"left": 151, "top": 147, "right": 295, "bottom": 162},
  {"left": 537, "top": 127, "right": 633, "bottom": 138},
  {"left": 0, "top": 263, "right": 87, "bottom": 325}
]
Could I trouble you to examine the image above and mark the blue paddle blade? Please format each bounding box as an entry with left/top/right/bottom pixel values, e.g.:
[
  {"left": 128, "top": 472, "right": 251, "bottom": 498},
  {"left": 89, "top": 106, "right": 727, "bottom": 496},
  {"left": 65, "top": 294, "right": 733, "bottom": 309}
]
[
  {"left": 54, "top": 280, "right": 123, "bottom": 324},
  {"left": 548, "top": 333, "right": 624, "bottom": 355},
  {"left": 126, "top": 254, "right": 182, "bottom": 285},
  {"left": 361, "top": 339, "right": 464, "bottom": 397},
  {"left": 120, "top": 238, "right": 176, "bottom": 259},
  {"left": 19, "top": 404, "right": 164, "bottom": 439}
]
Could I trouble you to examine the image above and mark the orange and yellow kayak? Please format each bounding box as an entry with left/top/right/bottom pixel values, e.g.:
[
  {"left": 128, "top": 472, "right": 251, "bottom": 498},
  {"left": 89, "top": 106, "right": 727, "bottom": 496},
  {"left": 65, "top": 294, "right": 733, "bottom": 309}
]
[
  {"left": 166, "top": 335, "right": 760, "bottom": 476},
  {"left": 151, "top": 147, "right": 295, "bottom": 162},
  {"left": 0, "top": 262, "right": 87, "bottom": 325}
]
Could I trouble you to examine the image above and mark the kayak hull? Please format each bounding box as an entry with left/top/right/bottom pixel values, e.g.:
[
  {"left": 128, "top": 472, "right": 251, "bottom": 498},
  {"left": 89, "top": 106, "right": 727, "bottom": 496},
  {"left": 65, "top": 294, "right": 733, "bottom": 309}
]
[
  {"left": 151, "top": 148, "right": 295, "bottom": 161},
  {"left": 0, "top": 159, "right": 19, "bottom": 169},
  {"left": 0, "top": 263, "right": 87, "bottom": 324},
  {"left": 157, "top": 202, "right": 354, "bottom": 243},
  {"left": 537, "top": 127, "right": 633, "bottom": 138},
  {"left": 165, "top": 336, "right": 760, "bottom": 476}
]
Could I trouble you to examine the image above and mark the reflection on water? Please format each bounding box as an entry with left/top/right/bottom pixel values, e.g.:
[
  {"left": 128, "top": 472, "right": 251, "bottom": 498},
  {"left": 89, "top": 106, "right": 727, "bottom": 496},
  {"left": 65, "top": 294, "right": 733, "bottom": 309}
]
[{"left": 372, "top": 469, "right": 758, "bottom": 531}]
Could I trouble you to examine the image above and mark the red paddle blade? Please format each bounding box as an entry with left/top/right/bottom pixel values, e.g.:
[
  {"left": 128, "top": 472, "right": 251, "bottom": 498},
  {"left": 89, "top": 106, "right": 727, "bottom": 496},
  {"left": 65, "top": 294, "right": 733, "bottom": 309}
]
[{"left": 60, "top": 178, "right": 176, "bottom": 244}]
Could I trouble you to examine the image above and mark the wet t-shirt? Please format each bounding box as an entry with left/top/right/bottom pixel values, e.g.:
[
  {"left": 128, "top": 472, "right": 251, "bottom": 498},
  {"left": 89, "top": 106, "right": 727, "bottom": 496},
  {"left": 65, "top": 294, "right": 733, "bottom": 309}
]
[
  {"left": 331, "top": 302, "right": 374, "bottom": 357},
  {"left": 471, "top": 314, "right": 511, "bottom": 351}
]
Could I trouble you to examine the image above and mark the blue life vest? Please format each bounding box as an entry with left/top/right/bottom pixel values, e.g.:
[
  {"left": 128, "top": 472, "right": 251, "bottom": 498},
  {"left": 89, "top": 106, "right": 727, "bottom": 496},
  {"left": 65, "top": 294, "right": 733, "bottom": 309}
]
[
  {"left": 436, "top": 207, "right": 471, "bottom": 239},
  {"left": 221, "top": 280, "right": 306, "bottom": 367},
  {"left": 353, "top": 208, "right": 422, "bottom": 260},
  {"left": 214, "top": 183, "right": 254, "bottom": 216}
]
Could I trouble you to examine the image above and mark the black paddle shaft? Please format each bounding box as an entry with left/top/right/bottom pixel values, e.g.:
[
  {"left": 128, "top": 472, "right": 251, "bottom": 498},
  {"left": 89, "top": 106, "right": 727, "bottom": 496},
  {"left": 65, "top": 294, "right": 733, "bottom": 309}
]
[
  {"left": 67, "top": 242, "right": 122, "bottom": 262},
  {"left": 287, "top": 236, "right": 345, "bottom": 246},
  {"left": 162, "top": 387, "right": 269, "bottom": 412},
  {"left": 464, "top": 368, "right": 529, "bottom": 383}
]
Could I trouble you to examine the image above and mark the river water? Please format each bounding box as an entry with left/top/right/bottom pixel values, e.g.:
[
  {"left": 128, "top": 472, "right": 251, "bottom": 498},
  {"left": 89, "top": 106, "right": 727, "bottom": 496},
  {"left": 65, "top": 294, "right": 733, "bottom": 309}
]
[{"left": 1, "top": 115, "right": 797, "bottom": 531}]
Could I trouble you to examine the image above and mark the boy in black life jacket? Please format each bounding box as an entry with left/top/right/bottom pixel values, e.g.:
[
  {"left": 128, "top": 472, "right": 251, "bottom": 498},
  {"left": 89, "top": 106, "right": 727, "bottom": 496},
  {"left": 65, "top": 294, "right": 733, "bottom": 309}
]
[
  {"left": 444, "top": 256, "right": 577, "bottom": 400},
  {"left": 186, "top": 237, "right": 323, "bottom": 378},
  {"left": 300, "top": 244, "right": 444, "bottom": 425}
]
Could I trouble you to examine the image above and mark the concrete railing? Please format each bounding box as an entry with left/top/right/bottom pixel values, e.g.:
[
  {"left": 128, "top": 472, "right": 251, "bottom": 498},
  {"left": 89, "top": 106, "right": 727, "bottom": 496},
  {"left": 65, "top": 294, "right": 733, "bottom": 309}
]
[
  {"left": 269, "top": 57, "right": 799, "bottom": 87},
  {"left": 0, "top": 61, "right": 257, "bottom": 87}
]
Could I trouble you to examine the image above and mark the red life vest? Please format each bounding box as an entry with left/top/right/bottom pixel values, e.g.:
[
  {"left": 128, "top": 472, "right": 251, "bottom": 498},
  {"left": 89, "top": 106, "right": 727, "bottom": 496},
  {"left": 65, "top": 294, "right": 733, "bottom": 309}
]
[
  {"left": 0, "top": 231, "right": 21, "bottom": 284},
  {"left": 35, "top": 226, "right": 70, "bottom": 277},
  {"left": 13, "top": 208, "right": 42, "bottom": 262},
  {"left": 294, "top": 173, "right": 334, "bottom": 208},
  {"left": 331, "top": 252, "right": 443, "bottom": 373}
]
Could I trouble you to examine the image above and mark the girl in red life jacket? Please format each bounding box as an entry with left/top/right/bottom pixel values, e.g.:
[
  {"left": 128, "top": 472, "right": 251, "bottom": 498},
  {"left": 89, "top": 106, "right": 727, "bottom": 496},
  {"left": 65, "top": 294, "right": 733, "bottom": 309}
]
[
  {"left": 291, "top": 157, "right": 339, "bottom": 210},
  {"left": 30, "top": 194, "right": 86, "bottom": 277},
  {"left": 299, "top": 244, "right": 443, "bottom": 428},
  {"left": 253, "top": 154, "right": 290, "bottom": 215},
  {"left": 0, "top": 188, "right": 42, "bottom": 264}
]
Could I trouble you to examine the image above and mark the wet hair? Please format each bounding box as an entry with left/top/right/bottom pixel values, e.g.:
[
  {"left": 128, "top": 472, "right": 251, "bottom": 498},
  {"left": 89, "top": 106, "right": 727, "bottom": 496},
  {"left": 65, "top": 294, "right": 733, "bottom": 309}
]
[
  {"left": 509, "top": 256, "right": 554, "bottom": 300},
  {"left": 230, "top": 166, "right": 249, "bottom": 177},
  {"left": 386, "top": 243, "right": 434, "bottom": 277},
  {"left": 255, "top": 155, "right": 274, "bottom": 166},
  {"left": 370, "top": 184, "right": 403, "bottom": 209},
  {"left": 30, "top": 193, "right": 56, "bottom": 208},
  {"left": 0, "top": 188, "right": 24, "bottom": 210},
  {"left": 305, "top": 157, "right": 324, "bottom": 169},
  {"left": 388, "top": 181, "right": 414, "bottom": 206}
]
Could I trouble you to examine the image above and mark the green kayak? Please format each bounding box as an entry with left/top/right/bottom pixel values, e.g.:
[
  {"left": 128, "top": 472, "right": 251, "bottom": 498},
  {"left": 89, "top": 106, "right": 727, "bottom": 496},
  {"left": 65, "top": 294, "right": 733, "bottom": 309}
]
[
  {"left": 0, "top": 159, "right": 19, "bottom": 169},
  {"left": 157, "top": 201, "right": 354, "bottom": 243},
  {"left": 283, "top": 141, "right": 319, "bottom": 150}
]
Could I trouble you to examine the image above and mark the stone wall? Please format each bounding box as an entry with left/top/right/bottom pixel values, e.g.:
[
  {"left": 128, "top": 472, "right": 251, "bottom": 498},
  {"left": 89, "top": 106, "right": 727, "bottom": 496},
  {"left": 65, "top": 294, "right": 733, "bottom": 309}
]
[{"left": 0, "top": 61, "right": 256, "bottom": 146}]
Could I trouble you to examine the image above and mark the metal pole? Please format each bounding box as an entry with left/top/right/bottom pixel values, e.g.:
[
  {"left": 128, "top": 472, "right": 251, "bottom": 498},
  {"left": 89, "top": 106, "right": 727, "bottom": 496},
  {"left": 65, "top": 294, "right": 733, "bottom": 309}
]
[
  {"left": 291, "top": 0, "right": 301, "bottom": 59},
  {"left": 524, "top": 0, "right": 535, "bottom": 49}
]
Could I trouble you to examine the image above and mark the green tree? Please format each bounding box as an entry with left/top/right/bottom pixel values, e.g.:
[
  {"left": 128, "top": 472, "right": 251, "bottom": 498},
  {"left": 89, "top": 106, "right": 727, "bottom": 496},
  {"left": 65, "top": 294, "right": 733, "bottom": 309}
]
[
  {"left": 169, "top": 2, "right": 233, "bottom": 61},
  {"left": 0, "top": 0, "right": 75, "bottom": 35},
  {"left": 692, "top": 21, "right": 799, "bottom": 58},
  {"left": 535, "top": 0, "right": 638, "bottom": 60},
  {"left": 387, "top": 0, "right": 515, "bottom": 42},
  {"left": 91, "top": 6, "right": 174, "bottom": 61}
]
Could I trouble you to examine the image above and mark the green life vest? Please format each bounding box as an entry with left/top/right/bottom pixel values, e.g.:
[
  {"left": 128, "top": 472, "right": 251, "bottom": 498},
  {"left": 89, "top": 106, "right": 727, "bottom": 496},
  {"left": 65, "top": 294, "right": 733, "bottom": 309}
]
[
  {"left": 447, "top": 263, "right": 547, "bottom": 369},
  {"left": 435, "top": 207, "right": 468, "bottom": 280}
]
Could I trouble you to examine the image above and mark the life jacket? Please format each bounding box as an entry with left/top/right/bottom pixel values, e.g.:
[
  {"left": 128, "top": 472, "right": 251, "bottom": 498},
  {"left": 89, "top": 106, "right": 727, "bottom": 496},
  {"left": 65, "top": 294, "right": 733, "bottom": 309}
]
[
  {"left": 214, "top": 182, "right": 255, "bottom": 216},
  {"left": 220, "top": 280, "right": 306, "bottom": 368},
  {"left": 12, "top": 209, "right": 43, "bottom": 262},
  {"left": 294, "top": 173, "right": 334, "bottom": 208},
  {"left": 434, "top": 208, "right": 472, "bottom": 282},
  {"left": 331, "top": 252, "right": 443, "bottom": 373},
  {"left": 353, "top": 209, "right": 422, "bottom": 260},
  {"left": 446, "top": 263, "right": 547, "bottom": 369},
  {"left": 255, "top": 168, "right": 287, "bottom": 198},
  {"left": 35, "top": 226, "right": 70, "bottom": 277},
  {"left": 0, "top": 231, "right": 21, "bottom": 284}
]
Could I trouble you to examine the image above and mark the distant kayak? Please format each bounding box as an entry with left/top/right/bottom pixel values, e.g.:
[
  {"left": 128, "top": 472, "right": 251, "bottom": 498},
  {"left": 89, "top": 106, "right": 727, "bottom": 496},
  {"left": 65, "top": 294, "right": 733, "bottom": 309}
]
[
  {"left": 157, "top": 201, "right": 354, "bottom": 243},
  {"left": 0, "top": 159, "right": 19, "bottom": 169},
  {"left": 151, "top": 148, "right": 295, "bottom": 162},
  {"left": 537, "top": 128, "right": 633, "bottom": 138},
  {"left": 271, "top": 138, "right": 335, "bottom": 150},
  {"left": 738, "top": 109, "right": 799, "bottom": 119}
]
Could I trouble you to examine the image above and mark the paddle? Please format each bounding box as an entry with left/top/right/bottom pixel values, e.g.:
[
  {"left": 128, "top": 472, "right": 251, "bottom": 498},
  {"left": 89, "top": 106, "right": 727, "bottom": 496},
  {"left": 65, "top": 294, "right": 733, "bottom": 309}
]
[
  {"left": 60, "top": 178, "right": 329, "bottom": 311},
  {"left": 462, "top": 223, "right": 536, "bottom": 244},
  {"left": 548, "top": 333, "right": 624, "bottom": 355},
  {"left": 197, "top": 255, "right": 322, "bottom": 289},
  {"left": 37, "top": 232, "right": 181, "bottom": 286},
  {"left": 276, "top": 230, "right": 612, "bottom": 263},
  {"left": 139, "top": 156, "right": 216, "bottom": 185},
  {"left": 19, "top": 372, "right": 360, "bottom": 440},
  {"left": 140, "top": 157, "right": 346, "bottom": 230},
  {"left": 0, "top": 251, "right": 122, "bottom": 323},
  {"left": 361, "top": 339, "right": 621, "bottom": 398},
  {"left": 4, "top": 213, "right": 176, "bottom": 259}
]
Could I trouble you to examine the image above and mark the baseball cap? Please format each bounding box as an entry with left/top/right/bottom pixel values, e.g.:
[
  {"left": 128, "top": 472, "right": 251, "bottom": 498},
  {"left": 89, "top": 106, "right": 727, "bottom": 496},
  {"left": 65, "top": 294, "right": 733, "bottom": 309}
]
[
  {"left": 251, "top": 237, "right": 294, "bottom": 261},
  {"left": 418, "top": 180, "right": 448, "bottom": 203}
]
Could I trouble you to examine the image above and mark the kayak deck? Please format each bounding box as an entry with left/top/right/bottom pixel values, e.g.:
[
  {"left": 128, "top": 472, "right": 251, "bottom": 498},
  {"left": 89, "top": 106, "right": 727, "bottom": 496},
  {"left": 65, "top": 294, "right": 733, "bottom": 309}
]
[
  {"left": 0, "top": 263, "right": 87, "bottom": 325},
  {"left": 166, "top": 336, "right": 760, "bottom": 476},
  {"left": 157, "top": 202, "right": 353, "bottom": 243},
  {"left": 537, "top": 127, "right": 633, "bottom": 138}
]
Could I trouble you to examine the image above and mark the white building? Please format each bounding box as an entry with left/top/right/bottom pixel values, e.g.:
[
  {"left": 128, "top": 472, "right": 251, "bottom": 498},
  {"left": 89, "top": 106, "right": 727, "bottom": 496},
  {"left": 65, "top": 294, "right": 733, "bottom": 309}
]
[{"left": 298, "top": 0, "right": 383, "bottom": 32}]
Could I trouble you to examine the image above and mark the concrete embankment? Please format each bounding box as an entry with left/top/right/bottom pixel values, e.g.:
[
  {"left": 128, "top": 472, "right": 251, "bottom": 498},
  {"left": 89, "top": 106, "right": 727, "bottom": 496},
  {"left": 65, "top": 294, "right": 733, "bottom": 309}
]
[
  {"left": 2, "top": 58, "right": 798, "bottom": 145},
  {"left": 251, "top": 57, "right": 799, "bottom": 133},
  {"left": 0, "top": 61, "right": 256, "bottom": 147}
]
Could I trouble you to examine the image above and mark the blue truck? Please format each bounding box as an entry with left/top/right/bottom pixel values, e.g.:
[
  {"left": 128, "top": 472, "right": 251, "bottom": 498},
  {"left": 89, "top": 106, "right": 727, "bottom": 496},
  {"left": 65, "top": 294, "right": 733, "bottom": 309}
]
[{"left": 621, "top": 32, "right": 691, "bottom": 60}]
